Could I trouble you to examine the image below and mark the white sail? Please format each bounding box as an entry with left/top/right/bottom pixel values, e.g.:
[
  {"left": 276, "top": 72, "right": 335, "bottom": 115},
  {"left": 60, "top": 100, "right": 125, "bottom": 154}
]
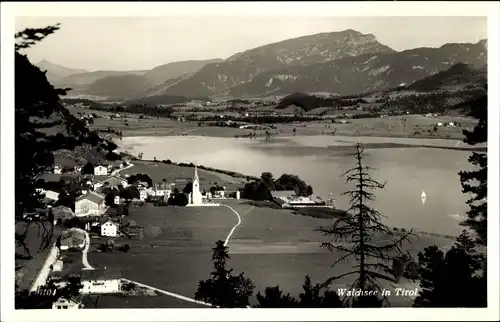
[{"left": 420, "top": 190, "right": 427, "bottom": 205}]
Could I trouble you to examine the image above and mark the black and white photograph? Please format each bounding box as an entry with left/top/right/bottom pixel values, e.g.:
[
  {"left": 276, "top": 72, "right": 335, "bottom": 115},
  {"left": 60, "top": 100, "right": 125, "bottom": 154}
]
[{"left": 1, "top": 2, "right": 499, "bottom": 321}]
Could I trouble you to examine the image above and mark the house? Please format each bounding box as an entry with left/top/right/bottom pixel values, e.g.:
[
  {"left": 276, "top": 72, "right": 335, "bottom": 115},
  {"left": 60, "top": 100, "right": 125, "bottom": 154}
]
[
  {"left": 74, "top": 165, "right": 83, "bottom": 173},
  {"left": 94, "top": 165, "right": 108, "bottom": 176},
  {"left": 44, "top": 190, "right": 60, "bottom": 202},
  {"left": 59, "top": 229, "right": 86, "bottom": 251},
  {"left": 437, "top": 122, "right": 443, "bottom": 127},
  {"left": 51, "top": 206, "right": 75, "bottom": 225},
  {"left": 101, "top": 220, "right": 118, "bottom": 237},
  {"left": 270, "top": 190, "right": 298, "bottom": 207},
  {"left": 81, "top": 268, "right": 122, "bottom": 294},
  {"left": 114, "top": 196, "right": 121, "bottom": 205},
  {"left": 54, "top": 165, "right": 62, "bottom": 175},
  {"left": 154, "top": 182, "right": 172, "bottom": 198},
  {"left": 139, "top": 189, "right": 149, "bottom": 201},
  {"left": 36, "top": 188, "right": 60, "bottom": 203},
  {"left": 52, "top": 295, "right": 83, "bottom": 309},
  {"left": 448, "top": 122, "right": 455, "bottom": 127},
  {"left": 75, "top": 191, "right": 106, "bottom": 216},
  {"left": 93, "top": 181, "right": 104, "bottom": 190}
]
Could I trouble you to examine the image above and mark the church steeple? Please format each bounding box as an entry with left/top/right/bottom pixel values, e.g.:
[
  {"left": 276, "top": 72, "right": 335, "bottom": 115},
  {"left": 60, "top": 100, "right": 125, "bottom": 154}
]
[{"left": 194, "top": 164, "right": 199, "bottom": 182}]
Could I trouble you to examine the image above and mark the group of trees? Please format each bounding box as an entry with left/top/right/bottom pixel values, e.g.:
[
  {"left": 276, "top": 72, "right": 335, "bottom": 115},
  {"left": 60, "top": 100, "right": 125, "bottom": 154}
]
[
  {"left": 276, "top": 92, "right": 367, "bottom": 112},
  {"left": 167, "top": 188, "right": 189, "bottom": 207},
  {"left": 125, "top": 173, "right": 153, "bottom": 188},
  {"left": 196, "top": 93, "right": 488, "bottom": 307},
  {"left": 242, "top": 172, "right": 313, "bottom": 201}
]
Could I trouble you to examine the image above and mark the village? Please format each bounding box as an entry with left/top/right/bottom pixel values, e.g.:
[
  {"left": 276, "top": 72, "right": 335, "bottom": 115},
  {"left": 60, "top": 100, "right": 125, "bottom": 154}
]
[{"left": 22, "top": 155, "right": 334, "bottom": 309}]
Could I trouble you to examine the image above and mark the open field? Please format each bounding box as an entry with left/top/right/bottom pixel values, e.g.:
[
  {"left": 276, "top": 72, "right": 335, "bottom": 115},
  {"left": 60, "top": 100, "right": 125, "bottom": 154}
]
[
  {"left": 86, "top": 200, "right": 455, "bottom": 307},
  {"left": 87, "top": 204, "right": 237, "bottom": 301},
  {"left": 72, "top": 105, "right": 477, "bottom": 141}
]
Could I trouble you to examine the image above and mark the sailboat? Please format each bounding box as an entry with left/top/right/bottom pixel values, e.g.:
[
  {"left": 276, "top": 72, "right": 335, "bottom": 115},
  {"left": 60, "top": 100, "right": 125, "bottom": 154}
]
[{"left": 420, "top": 191, "right": 427, "bottom": 205}]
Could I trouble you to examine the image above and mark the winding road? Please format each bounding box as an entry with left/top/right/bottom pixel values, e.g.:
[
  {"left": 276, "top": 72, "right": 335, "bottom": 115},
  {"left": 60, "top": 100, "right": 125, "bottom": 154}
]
[
  {"left": 221, "top": 204, "right": 243, "bottom": 247},
  {"left": 81, "top": 230, "right": 94, "bottom": 270}
]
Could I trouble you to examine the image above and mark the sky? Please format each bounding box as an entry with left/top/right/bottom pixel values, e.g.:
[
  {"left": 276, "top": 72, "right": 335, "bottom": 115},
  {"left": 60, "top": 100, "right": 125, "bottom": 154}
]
[{"left": 15, "top": 16, "right": 487, "bottom": 72}]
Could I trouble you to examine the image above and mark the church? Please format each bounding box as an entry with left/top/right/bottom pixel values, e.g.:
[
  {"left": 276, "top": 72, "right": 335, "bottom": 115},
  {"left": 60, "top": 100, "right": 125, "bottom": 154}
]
[{"left": 188, "top": 165, "right": 204, "bottom": 206}]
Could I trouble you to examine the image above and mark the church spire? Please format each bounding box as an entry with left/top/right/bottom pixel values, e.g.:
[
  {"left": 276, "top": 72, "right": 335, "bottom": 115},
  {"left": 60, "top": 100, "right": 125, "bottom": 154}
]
[{"left": 194, "top": 164, "right": 199, "bottom": 181}]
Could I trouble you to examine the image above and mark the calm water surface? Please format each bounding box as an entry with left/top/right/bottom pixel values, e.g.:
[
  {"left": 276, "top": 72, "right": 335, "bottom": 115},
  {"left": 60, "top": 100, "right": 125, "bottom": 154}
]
[{"left": 119, "top": 135, "right": 474, "bottom": 236}]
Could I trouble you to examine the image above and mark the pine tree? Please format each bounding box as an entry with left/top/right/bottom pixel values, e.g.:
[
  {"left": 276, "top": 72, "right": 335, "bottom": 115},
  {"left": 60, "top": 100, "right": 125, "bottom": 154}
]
[
  {"left": 458, "top": 90, "right": 487, "bottom": 245},
  {"left": 195, "top": 240, "right": 255, "bottom": 307},
  {"left": 413, "top": 230, "right": 486, "bottom": 307},
  {"left": 317, "top": 143, "right": 413, "bottom": 306}
]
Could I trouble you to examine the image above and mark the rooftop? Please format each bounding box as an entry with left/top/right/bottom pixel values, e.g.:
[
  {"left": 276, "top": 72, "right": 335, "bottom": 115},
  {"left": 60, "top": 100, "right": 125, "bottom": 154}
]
[{"left": 76, "top": 191, "right": 105, "bottom": 204}]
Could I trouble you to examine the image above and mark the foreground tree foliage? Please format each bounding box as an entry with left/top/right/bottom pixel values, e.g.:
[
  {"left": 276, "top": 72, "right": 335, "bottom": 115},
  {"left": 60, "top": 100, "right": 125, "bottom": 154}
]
[
  {"left": 458, "top": 90, "right": 487, "bottom": 245},
  {"left": 317, "top": 144, "right": 412, "bottom": 306},
  {"left": 413, "top": 231, "right": 486, "bottom": 307},
  {"left": 414, "top": 92, "right": 488, "bottom": 308},
  {"left": 195, "top": 241, "right": 255, "bottom": 307},
  {"left": 256, "top": 275, "right": 342, "bottom": 308}
]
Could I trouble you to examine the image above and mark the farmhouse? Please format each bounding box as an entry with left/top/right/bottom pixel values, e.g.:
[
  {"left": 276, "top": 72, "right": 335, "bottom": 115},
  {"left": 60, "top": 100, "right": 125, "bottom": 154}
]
[
  {"left": 139, "top": 189, "right": 149, "bottom": 201},
  {"left": 94, "top": 165, "right": 108, "bottom": 176},
  {"left": 52, "top": 296, "right": 83, "bottom": 309},
  {"left": 154, "top": 182, "right": 172, "bottom": 198},
  {"left": 81, "top": 269, "right": 122, "bottom": 294},
  {"left": 53, "top": 165, "right": 62, "bottom": 174},
  {"left": 101, "top": 220, "right": 118, "bottom": 237},
  {"left": 270, "top": 190, "right": 325, "bottom": 208},
  {"left": 75, "top": 191, "right": 106, "bottom": 217},
  {"left": 59, "top": 229, "right": 86, "bottom": 251}
]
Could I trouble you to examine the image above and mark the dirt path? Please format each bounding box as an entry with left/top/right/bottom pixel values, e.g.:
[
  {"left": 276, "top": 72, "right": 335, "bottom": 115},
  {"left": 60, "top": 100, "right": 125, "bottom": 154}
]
[
  {"left": 221, "top": 204, "right": 242, "bottom": 247},
  {"left": 81, "top": 230, "right": 94, "bottom": 270}
]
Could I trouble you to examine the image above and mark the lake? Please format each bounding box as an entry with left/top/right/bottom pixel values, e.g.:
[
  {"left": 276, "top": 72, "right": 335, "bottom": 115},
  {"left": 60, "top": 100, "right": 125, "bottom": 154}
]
[{"left": 119, "top": 135, "right": 475, "bottom": 236}]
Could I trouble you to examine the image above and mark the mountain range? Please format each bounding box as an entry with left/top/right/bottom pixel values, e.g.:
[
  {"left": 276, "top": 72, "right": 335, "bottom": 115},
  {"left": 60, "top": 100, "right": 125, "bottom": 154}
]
[{"left": 37, "top": 29, "right": 487, "bottom": 100}]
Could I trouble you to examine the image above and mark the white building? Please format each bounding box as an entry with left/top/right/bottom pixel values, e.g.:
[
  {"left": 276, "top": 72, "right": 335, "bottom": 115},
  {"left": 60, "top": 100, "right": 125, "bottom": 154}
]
[
  {"left": 437, "top": 122, "right": 443, "bottom": 127},
  {"left": 94, "top": 165, "right": 108, "bottom": 176},
  {"left": 74, "top": 166, "right": 82, "bottom": 173},
  {"left": 188, "top": 166, "right": 203, "bottom": 206},
  {"left": 154, "top": 182, "right": 172, "bottom": 198},
  {"left": 75, "top": 191, "right": 106, "bottom": 217},
  {"left": 54, "top": 165, "right": 62, "bottom": 174},
  {"left": 81, "top": 269, "right": 122, "bottom": 294},
  {"left": 52, "top": 296, "right": 83, "bottom": 309},
  {"left": 101, "top": 220, "right": 118, "bottom": 237},
  {"left": 93, "top": 182, "right": 104, "bottom": 190},
  {"left": 139, "top": 189, "right": 149, "bottom": 201},
  {"left": 114, "top": 196, "right": 121, "bottom": 205},
  {"left": 37, "top": 189, "right": 60, "bottom": 202}
]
